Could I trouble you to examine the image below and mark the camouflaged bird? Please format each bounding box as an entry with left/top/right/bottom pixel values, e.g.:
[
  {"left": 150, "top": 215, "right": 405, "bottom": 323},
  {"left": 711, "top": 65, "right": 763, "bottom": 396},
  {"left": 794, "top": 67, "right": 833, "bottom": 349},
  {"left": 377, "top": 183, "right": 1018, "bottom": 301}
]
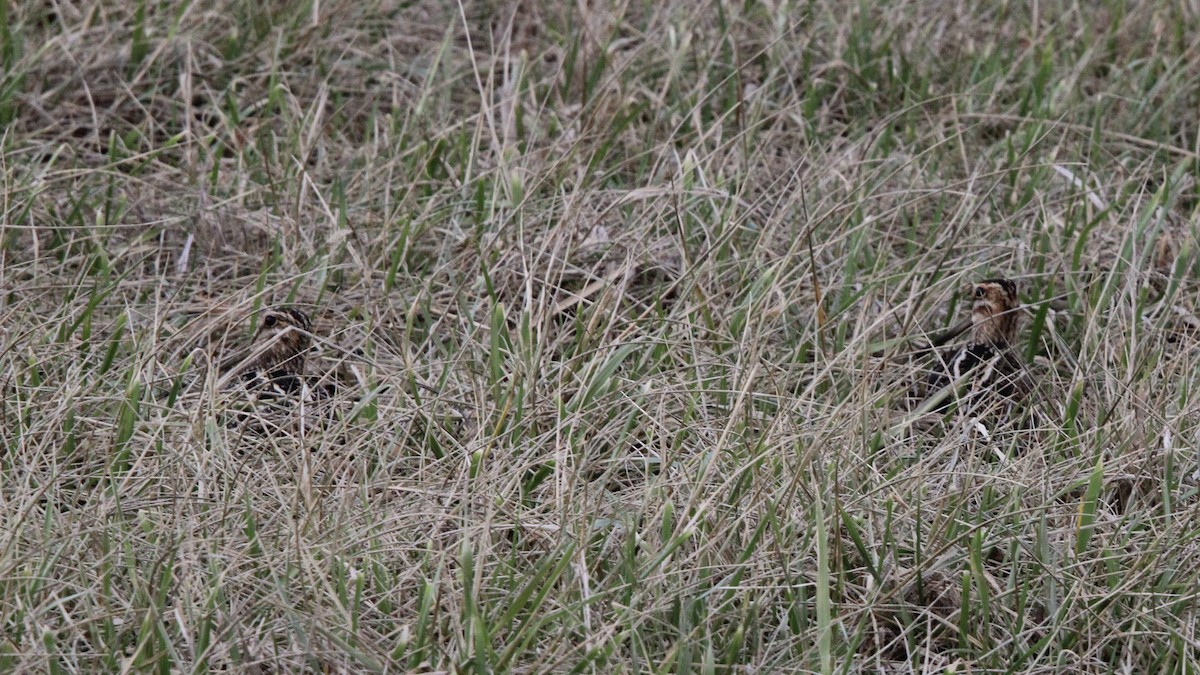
[
  {"left": 917, "top": 279, "right": 1031, "bottom": 416},
  {"left": 218, "top": 307, "right": 313, "bottom": 395},
  {"left": 216, "top": 306, "right": 335, "bottom": 434}
]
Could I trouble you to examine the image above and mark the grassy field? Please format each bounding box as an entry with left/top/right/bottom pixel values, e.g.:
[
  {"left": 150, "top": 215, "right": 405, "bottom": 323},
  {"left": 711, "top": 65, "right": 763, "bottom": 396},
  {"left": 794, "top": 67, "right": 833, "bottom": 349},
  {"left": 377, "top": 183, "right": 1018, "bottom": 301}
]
[{"left": 3, "top": 0, "right": 1200, "bottom": 672}]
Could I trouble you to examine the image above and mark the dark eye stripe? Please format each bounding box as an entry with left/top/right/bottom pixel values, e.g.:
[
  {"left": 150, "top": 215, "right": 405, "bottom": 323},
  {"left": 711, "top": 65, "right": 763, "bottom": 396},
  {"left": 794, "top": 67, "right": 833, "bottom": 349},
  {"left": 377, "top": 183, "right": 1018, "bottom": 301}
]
[
  {"left": 283, "top": 307, "right": 311, "bottom": 330},
  {"left": 977, "top": 278, "right": 1017, "bottom": 295},
  {"left": 259, "top": 307, "right": 312, "bottom": 332}
]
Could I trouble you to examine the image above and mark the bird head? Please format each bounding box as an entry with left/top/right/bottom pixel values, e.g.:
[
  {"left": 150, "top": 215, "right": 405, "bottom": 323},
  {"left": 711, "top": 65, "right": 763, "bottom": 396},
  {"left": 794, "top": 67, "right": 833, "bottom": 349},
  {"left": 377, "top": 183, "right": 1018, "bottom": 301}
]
[
  {"left": 251, "top": 306, "right": 313, "bottom": 373},
  {"left": 969, "top": 279, "right": 1019, "bottom": 347}
]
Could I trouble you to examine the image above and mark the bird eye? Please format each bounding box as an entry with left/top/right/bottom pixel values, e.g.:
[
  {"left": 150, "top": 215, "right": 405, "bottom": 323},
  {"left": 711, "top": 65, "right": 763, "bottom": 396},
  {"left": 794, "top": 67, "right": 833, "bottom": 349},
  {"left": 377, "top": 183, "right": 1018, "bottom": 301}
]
[
  {"left": 263, "top": 315, "right": 277, "bottom": 328},
  {"left": 974, "top": 287, "right": 985, "bottom": 299}
]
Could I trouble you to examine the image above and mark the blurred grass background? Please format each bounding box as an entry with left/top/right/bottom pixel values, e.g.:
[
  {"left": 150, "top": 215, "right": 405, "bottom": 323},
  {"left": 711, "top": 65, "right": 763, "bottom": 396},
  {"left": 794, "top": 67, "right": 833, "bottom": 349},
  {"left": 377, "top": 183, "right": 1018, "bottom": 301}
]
[{"left": 3, "top": 0, "right": 1200, "bottom": 671}]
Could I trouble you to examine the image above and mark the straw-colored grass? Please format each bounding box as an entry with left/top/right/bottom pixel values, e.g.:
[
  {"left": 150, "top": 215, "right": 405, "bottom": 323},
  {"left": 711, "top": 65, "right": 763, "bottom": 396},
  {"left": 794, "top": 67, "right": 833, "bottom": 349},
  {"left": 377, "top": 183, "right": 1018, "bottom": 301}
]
[{"left": 3, "top": 0, "right": 1200, "bottom": 672}]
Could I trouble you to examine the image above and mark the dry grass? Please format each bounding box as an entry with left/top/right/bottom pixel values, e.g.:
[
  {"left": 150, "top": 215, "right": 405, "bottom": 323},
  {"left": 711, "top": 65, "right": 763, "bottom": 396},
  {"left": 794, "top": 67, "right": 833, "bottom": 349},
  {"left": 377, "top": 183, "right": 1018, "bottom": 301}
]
[{"left": 3, "top": 0, "right": 1200, "bottom": 672}]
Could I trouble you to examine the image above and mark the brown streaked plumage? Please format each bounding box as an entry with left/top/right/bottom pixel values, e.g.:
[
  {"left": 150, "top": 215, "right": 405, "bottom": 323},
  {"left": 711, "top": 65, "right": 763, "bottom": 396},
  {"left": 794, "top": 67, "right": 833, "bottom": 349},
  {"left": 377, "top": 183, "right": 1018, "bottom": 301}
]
[
  {"left": 967, "top": 278, "right": 1020, "bottom": 347},
  {"left": 919, "top": 279, "right": 1030, "bottom": 415},
  {"left": 199, "top": 305, "right": 360, "bottom": 440},
  {"left": 219, "top": 306, "right": 313, "bottom": 398}
]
